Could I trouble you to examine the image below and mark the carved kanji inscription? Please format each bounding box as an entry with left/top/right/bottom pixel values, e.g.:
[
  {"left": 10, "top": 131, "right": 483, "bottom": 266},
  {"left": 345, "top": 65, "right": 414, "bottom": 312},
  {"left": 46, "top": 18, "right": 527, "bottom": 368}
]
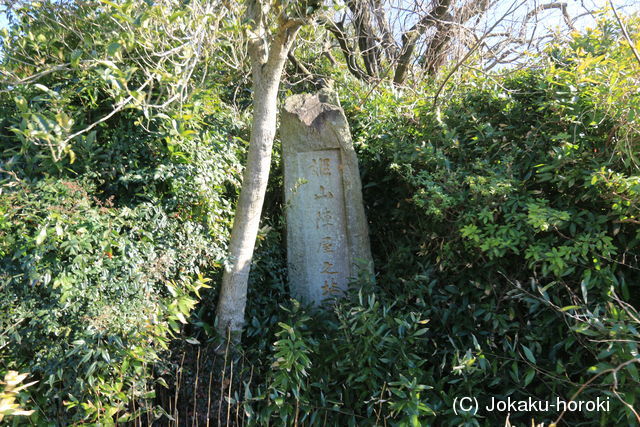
[{"left": 282, "top": 90, "right": 374, "bottom": 305}]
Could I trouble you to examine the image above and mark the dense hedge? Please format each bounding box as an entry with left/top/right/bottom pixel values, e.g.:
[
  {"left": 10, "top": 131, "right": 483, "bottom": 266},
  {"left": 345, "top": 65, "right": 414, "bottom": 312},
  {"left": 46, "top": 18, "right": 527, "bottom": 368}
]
[
  {"left": 0, "top": 1, "right": 244, "bottom": 422},
  {"left": 235, "top": 17, "right": 640, "bottom": 426}
]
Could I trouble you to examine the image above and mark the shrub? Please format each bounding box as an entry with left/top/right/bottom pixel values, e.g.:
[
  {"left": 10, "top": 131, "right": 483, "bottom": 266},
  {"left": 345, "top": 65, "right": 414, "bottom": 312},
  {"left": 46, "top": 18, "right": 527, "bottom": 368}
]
[
  {"left": 0, "top": 177, "right": 225, "bottom": 422},
  {"left": 339, "top": 16, "right": 640, "bottom": 426},
  {"left": 0, "top": 1, "right": 244, "bottom": 422},
  {"left": 236, "top": 13, "right": 640, "bottom": 426}
]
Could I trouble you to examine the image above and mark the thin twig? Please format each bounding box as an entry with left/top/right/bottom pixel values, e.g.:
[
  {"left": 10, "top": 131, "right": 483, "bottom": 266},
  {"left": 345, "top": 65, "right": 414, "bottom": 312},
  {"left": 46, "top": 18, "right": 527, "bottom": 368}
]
[
  {"left": 609, "top": 0, "right": 640, "bottom": 69},
  {"left": 226, "top": 360, "right": 233, "bottom": 426},
  {"left": 60, "top": 78, "right": 151, "bottom": 147},
  {"left": 552, "top": 358, "right": 640, "bottom": 425},
  {"left": 193, "top": 346, "right": 201, "bottom": 427},
  {"left": 432, "top": 0, "right": 525, "bottom": 109}
]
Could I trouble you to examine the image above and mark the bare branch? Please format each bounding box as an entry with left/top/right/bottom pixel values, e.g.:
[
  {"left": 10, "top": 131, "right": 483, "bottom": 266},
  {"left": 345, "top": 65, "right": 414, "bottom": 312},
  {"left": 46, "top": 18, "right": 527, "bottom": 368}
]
[
  {"left": 61, "top": 78, "right": 152, "bottom": 147},
  {"left": 322, "top": 19, "right": 369, "bottom": 81},
  {"left": 393, "top": 0, "right": 453, "bottom": 84},
  {"left": 432, "top": 0, "right": 525, "bottom": 108},
  {"left": 0, "top": 64, "right": 70, "bottom": 87},
  {"left": 525, "top": 2, "right": 576, "bottom": 31},
  {"left": 609, "top": 0, "right": 640, "bottom": 69},
  {"left": 347, "top": 0, "right": 384, "bottom": 77}
]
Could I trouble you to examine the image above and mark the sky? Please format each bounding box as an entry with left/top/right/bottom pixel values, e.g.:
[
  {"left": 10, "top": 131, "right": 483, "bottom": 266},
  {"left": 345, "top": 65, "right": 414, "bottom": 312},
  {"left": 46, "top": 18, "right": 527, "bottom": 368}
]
[
  {"left": 492, "top": 0, "right": 640, "bottom": 32},
  {"left": 0, "top": 0, "right": 638, "bottom": 66},
  {"left": 377, "top": 0, "right": 640, "bottom": 70},
  {"left": 2, "top": 0, "right": 638, "bottom": 29}
]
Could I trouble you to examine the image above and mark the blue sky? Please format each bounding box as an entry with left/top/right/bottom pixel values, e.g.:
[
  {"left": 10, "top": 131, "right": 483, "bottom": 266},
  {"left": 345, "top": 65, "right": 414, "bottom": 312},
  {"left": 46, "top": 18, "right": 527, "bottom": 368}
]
[{"left": 0, "top": 1, "right": 638, "bottom": 62}]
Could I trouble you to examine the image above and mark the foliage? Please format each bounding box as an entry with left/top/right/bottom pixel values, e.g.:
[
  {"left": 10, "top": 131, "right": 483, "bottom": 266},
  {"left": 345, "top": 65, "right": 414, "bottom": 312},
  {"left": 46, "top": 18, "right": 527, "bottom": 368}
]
[
  {"left": 1, "top": 0, "right": 232, "bottom": 169},
  {"left": 338, "top": 14, "right": 640, "bottom": 426},
  {"left": 0, "top": 178, "right": 225, "bottom": 422},
  {"left": 0, "top": 371, "right": 37, "bottom": 422},
  {"left": 231, "top": 13, "right": 640, "bottom": 427},
  {"left": 240, "top": 283, "right": 436, "bottom": 425},
  {"left": 0, "top": 0, "right": 244, "bottom": 423}
]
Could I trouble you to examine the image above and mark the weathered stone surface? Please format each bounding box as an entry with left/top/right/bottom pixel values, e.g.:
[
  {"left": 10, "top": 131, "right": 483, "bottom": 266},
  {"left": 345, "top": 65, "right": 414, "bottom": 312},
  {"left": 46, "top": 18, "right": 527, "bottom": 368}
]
[{"left": 281, "top": 89, "right": 374, "bottom": 305}]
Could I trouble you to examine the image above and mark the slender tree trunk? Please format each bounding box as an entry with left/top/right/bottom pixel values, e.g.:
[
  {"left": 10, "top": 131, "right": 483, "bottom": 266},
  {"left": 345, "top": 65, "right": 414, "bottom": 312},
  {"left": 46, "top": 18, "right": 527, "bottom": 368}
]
[
  {"left": 324, "top": 19, "right": 369, "bottom": 81},
  {"left": 215, "top": 14, "right": 300, "bottom": 343},
  {"left": 422, "top": 22, "right": 454, "bottom": 76},
  {"left": 393, "top": 0, "right": 452, "bottom": 85},
  {"left": 348, "top": 0, "right": 382, "bottom": 77}
]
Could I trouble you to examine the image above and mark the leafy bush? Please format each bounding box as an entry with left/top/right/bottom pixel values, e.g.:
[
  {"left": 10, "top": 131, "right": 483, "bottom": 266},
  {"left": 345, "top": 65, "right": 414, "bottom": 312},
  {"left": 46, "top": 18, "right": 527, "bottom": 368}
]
[
  {"left": 339, "top": 16, "right": 640, "bottom": 426},
  {"left": 241, "top": 287, "right": 436, "bottom": 425},
  {"left": 234, "top": 14, "right": 640, "bottom": 427},
  {"left": 0, "top": 0, "right": 244, "bottom": 422},
  {"left": 0, "top": 176, "right": 231, "bottom": 422}
]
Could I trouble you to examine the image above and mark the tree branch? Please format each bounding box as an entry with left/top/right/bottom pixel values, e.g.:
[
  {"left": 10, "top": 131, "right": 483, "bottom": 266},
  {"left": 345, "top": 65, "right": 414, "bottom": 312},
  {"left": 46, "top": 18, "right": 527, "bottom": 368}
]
[
  {"left": 525, "top": 2, "right": 575, "bottom": 31},
  {"left": 432, "top": 0, "right": 523, "bottom": 108},
  {"left": 287, "top": 52, "right": 327, "bottom": 89},
  {"left": 323, "top": 19, "right": 369, "bottom": 81},
  {"left": 347, "top": 0, "right": 383, "bottom": 77},
  {"left": 61, "top": 78, "right": 152, "bottom": 147},
  {"left": 393, "top": 0, "right": 452, "bottom": 85},
  {"left": 609, "top": 0, "right": 640, "bottom": 69}
]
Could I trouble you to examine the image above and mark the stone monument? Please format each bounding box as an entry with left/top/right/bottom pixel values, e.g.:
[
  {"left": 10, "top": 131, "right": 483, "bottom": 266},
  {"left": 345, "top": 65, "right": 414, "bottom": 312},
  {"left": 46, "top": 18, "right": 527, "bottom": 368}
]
[{"left": 281, "top": 89, "right": 373, "bottom": 305}]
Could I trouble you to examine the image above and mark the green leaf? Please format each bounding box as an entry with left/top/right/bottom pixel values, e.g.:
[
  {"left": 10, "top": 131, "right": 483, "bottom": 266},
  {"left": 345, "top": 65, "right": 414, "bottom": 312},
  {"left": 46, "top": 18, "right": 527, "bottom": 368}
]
[
  {"left": 14, "top": 96, "right": 28, "bottom": 112},
  {"left": 524, "top": 368, "right": 535, "bottom": 386},
  {"left": 70, "top": 49, "right": 82, "bottom": 66},
  {"left": 34, "top": 83, "right": 55, "bottom": 96},
  {"left": 98, "top": 0, "right": 121, "bottom": 9},
  {"left": 412, "top": 328, "right": 429, "bottom": 337},
  {"left": 175, "top": 312, "right": 188, "bottom": 324},
  {"left": 521, "top": 344, "right": 536, "bottom": 364},
  {"left": 107, "top": 42, "right": 122, "bottom": 56}
]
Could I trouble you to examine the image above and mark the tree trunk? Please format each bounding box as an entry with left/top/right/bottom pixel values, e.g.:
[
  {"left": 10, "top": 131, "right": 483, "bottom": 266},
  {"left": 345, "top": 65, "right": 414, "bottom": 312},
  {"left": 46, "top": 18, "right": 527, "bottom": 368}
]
[
  {"left": 393, "top": 0, "right": 452, "bottom": 85},
  {"left": 324, "top": 19, "right": 369, "bottom": 81},
  {"left": 422, "top": 21, "right": 454, "bottom": 76},
  {"left": 215, "top": 18, "right": 300, "bottom": 343},
  {"left": 348, "top": 0, "right": 382, "bottom": 77}
]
